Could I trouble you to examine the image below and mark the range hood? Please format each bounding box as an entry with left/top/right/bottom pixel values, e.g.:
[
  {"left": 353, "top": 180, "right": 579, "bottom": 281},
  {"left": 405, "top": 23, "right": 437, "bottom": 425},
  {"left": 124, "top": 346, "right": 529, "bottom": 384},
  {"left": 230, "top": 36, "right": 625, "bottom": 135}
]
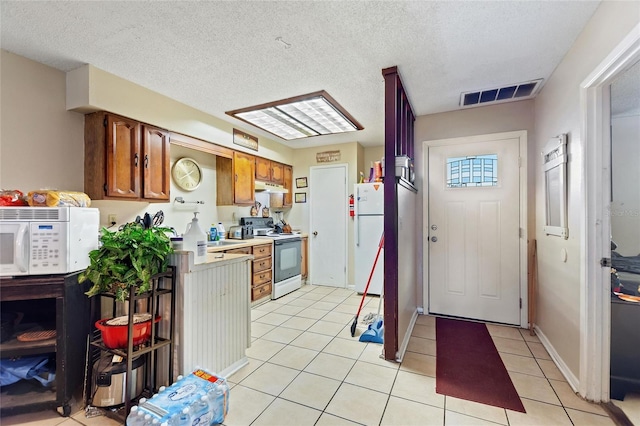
[{"left": 255, "top": 181, "right": 289, "bottom": 193}]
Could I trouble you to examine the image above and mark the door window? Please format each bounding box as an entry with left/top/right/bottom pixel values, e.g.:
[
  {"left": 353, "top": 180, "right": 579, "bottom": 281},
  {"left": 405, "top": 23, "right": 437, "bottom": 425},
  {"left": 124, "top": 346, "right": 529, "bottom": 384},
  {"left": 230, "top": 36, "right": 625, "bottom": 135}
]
[{"left": 446, "top": 154, "right": 498, "bottom": 188}]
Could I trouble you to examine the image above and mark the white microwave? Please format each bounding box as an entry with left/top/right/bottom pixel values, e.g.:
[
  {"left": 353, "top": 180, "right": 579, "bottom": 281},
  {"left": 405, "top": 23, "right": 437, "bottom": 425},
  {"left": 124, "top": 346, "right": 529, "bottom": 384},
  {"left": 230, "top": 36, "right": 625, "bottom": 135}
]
[{"left": 0, "top": 207, "right": 100, "bottom": 277}]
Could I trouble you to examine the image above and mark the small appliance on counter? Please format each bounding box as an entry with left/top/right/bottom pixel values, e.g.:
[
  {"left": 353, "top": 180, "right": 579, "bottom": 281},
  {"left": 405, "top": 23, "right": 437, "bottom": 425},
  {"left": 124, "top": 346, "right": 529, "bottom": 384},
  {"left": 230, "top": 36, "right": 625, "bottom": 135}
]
[
  {"left": 228, "top": 225, "right": 254, "bottom": 239},
  {"left": 0, "top": 206, "right": 100, "bottom": 277}
]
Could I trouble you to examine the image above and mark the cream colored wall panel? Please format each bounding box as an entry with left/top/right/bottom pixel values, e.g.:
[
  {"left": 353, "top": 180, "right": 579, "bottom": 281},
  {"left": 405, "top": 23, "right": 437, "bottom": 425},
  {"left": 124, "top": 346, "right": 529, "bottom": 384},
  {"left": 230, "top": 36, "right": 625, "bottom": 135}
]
[{"left": 0, "top": 50, "right": 85, "bottom": 192}]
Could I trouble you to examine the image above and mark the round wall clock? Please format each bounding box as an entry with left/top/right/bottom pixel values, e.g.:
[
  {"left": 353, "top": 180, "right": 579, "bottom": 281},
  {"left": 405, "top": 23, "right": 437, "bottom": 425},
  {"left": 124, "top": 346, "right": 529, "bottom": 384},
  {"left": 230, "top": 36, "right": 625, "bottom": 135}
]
[{"left": 172, "top": 157, "right": 202, "bottom": 191}]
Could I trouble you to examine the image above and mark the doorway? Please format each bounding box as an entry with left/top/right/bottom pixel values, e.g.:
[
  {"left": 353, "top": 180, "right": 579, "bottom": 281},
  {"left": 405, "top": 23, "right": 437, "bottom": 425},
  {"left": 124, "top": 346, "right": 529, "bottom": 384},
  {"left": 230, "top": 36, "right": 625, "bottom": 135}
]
[
  {"left": 581, "top": 23, "right": 640, "bottom": 402},
  {"left": 309, "top": 164, "right": 348, "bottom": 287},
  {"left": 607, "top": 52, "right": 640, "bottom": 415},
  {"left": 423, "top": 131, "right": 528, "bottom": 327}
]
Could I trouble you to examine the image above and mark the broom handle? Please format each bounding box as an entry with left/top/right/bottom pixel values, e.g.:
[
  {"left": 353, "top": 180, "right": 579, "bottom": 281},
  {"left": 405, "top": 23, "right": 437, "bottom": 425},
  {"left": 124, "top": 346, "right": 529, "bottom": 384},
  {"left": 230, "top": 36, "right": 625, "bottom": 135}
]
[{"left": 356, "top": 233, "right": 385, "bottom": 315}]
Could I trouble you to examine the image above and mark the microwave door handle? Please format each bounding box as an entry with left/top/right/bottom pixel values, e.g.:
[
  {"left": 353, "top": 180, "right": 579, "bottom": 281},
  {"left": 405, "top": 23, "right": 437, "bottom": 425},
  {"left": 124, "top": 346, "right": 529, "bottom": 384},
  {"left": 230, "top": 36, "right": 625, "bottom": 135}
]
[{"left": 15, "top": 225, "right": 28, "bottom": 272}]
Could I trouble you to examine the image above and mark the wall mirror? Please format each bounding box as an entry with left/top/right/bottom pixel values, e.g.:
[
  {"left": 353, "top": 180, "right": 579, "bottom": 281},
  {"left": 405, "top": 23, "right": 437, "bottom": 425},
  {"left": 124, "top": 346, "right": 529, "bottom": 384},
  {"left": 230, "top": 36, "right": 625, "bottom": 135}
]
[{"left": 542, "top": 134, "right": 568, "bottom": 238}]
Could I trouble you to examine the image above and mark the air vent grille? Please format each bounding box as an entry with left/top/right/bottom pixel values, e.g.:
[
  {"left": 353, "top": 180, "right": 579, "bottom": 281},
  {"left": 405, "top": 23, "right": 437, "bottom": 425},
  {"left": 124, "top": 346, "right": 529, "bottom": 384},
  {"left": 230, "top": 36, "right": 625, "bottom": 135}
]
[{"left": 460, "top": 79, "right": 543, "bottom": 108}]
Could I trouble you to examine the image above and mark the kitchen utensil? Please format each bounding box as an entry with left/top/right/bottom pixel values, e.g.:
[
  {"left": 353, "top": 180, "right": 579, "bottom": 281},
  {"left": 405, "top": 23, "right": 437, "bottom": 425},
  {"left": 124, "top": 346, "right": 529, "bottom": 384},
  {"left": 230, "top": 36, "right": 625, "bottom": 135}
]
[{"left": 262, "top": 206, "right": 270, "bottom": 217}]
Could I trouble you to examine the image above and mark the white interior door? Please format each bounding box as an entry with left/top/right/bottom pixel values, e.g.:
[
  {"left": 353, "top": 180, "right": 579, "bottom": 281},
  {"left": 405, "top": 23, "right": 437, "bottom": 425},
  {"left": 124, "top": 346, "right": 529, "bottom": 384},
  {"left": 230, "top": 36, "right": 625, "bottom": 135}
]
[
  {"left": 428, "top": 137, "right": 521, "bottom": 325},
  {"left": 309, "top": 164, "right": 348, "bottom": 287}
]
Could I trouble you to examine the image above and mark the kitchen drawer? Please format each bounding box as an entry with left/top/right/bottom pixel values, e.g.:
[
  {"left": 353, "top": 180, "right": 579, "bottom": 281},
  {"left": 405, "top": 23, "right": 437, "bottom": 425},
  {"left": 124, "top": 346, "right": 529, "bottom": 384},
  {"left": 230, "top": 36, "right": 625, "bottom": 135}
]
[
  {"left": 253, "top": 269, "right": 272, "bottom": 286},
  {"left": 225, "top": 247, "right": 252, "bottom": 255},
  {"left": 252, "top": 244, "right": 272, "bottom": 259},
  {"left": 253, "top": 256, "right": 272, "bottom": 273},
  {"left": 252, "top": 282, "right": 272, "bottom": 301}
]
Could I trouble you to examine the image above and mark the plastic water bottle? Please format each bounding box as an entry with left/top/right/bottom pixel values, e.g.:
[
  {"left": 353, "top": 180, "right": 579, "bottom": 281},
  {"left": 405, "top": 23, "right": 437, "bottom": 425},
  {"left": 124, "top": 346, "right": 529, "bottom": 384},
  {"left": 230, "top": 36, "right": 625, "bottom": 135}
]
[
  {"left": 168, "top": 407, "right": 191, "bottom": 426},
  {"left": 143, "top": 414, "right": 152, "bottom": 425},
  {"left": 190, "top": 395, "right": 212, "bottom": 425},
  {"left": 126, "top": 406, "right": 141, "bottom": 426},
  {"left": 172, "top": 407, "right": 191, "bottom": 426},
  {"left": 209, "top": 382, "right": 230, "bottom": 423},
  {"left": 206, "top": 385, "right": 221, "bottom": 422},
  {"left": 129, "top": 411, "right": 146, "bottom": 426},
  {"left": 210, "top": 224, "right": 218, "bottom": 241}
]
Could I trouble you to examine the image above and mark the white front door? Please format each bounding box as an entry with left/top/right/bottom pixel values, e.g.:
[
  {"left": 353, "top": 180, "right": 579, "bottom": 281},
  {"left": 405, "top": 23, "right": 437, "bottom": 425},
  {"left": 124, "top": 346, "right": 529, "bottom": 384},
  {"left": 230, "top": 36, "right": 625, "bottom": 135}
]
[
  {"left": 428, "top": 136, "right": 521, "bottom": 325},
  {"left": 309, "top": 164, "right": 348, "bottom": 287}
]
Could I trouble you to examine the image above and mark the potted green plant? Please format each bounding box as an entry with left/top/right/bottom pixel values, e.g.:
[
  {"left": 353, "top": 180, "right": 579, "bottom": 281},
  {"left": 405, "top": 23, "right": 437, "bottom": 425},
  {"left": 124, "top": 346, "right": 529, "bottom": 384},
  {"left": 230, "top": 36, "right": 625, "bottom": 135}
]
[{"left": 79, "top": 217, "right": 173, "bottom": 302}]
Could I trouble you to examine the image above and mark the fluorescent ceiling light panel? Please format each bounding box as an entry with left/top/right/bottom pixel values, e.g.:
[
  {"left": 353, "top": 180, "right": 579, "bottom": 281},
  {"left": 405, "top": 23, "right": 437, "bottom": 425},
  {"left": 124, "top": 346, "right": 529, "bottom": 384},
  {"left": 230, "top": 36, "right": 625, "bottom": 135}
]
[{"left": 227, "top": 91, "right": 363, "bottom": 140}]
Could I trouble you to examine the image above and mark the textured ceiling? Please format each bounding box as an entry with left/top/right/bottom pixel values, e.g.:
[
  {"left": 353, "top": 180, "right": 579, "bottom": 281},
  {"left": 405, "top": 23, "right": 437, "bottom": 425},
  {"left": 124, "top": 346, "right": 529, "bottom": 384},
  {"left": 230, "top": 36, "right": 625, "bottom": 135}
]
[{"left": 1, "top": 1, "right": 602, "bottom": 148}]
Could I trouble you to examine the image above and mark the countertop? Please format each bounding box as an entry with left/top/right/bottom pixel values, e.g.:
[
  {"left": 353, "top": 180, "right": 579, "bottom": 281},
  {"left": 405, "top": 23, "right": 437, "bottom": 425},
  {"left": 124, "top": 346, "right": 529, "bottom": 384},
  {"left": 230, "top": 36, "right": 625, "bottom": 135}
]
[
  {"left": 204, "top": 232, "right": 308, "bottom": 253},
  {"left": 206, "top": 238, "right": 273, "bottom": 253}
]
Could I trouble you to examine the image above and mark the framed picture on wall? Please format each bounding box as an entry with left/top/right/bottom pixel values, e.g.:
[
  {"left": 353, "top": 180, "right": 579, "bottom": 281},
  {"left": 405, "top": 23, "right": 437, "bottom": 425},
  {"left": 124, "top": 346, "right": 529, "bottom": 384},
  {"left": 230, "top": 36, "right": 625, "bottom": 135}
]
[
  {"left": 295, "top": 193, "right": 307, "bottom": 203},
  {"left": 296, "top": 177, "right": 308, "bottom": 188}
]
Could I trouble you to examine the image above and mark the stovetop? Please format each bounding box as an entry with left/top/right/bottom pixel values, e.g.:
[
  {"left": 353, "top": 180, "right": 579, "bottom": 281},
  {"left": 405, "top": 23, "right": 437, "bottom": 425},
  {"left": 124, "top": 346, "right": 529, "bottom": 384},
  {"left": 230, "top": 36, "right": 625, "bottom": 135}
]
[
  {"left": 262, "top": 231, "right": 301, "bottom": 241},
  {"left": 239, "top": 217, "right": 300, "bottom": 240}
]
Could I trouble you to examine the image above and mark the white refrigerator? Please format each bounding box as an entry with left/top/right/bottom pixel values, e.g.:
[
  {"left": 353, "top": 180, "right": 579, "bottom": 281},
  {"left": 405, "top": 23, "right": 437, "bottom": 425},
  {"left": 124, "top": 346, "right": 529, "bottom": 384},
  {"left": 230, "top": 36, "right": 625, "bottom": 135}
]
[{"left": 354, "top": 182, "right": 384, "bottom": 295}]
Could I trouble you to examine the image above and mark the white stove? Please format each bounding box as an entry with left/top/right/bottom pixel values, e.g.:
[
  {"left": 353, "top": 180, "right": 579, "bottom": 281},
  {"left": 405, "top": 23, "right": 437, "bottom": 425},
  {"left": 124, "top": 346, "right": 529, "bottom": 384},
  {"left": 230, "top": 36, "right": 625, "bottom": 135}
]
[{"left": 239, "top": 217, "right": 302, "bottom": 299}]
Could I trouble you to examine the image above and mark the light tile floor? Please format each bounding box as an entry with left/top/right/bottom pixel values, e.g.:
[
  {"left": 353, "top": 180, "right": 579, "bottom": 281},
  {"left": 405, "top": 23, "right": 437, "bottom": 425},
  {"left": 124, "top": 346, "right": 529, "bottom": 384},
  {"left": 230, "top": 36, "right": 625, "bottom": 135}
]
[{"left": 1, "top": 284, "right": 626, "bottom": 425}]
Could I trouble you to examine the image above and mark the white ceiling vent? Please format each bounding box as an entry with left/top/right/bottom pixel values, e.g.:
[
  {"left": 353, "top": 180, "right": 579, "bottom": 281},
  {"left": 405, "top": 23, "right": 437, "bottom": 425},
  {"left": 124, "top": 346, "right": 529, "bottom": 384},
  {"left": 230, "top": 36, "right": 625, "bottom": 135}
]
[{"left": 460, "top": 79, "right": 544, "bottom": 108}]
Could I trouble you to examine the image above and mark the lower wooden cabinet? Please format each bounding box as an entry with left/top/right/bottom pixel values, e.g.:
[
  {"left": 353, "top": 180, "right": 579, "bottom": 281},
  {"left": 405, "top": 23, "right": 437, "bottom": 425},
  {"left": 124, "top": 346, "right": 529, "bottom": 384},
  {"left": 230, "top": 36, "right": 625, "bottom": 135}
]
[
  {"left": 223, "top": 242, "right": 273, "bottom": 303},
  {"left": 251, "top": 243, "right": 273, "bottom": 302}
]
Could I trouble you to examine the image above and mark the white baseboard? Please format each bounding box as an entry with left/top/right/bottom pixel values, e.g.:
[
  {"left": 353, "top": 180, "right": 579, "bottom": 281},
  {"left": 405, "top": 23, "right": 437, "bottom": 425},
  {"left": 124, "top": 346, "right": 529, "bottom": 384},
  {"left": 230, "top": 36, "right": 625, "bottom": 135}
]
[
  {"left": 534, "top": 325, "right": 580, "bottom": 392},
  {"left": 219, "top": 357, "right": 249, "bottom": 379},
  {"left": 396, "top": 309, "right": 419, "bottom": 362}
]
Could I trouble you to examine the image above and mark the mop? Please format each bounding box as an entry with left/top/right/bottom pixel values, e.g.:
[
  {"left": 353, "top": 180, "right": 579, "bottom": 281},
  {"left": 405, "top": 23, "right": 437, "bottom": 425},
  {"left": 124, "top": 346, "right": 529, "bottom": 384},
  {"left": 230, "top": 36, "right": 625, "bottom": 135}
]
[
  {"left": 350, "top": 232, "right": 384, "bottom": 338},
  {"left": 359, "top": 283, "right": 384, "bottom": 343}
]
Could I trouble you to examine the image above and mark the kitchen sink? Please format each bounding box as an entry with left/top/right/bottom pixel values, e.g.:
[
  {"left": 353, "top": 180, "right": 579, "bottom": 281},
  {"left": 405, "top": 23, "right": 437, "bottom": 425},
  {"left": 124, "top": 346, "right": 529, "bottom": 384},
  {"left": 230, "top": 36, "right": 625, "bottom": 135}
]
[{"left": 207, "top": 240, "right": 244, "bottom": 247}]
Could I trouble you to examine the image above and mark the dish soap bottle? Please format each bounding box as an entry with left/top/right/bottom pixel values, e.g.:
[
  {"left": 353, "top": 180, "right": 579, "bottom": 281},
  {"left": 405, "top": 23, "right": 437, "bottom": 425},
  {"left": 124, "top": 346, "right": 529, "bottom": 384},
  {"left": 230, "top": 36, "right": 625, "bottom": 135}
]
[
  {"left": 184, "top": 212, "right": 207, "bottom": 264},
  {"left": 210, "top": 224, "right": 218, "bottom": 241}
]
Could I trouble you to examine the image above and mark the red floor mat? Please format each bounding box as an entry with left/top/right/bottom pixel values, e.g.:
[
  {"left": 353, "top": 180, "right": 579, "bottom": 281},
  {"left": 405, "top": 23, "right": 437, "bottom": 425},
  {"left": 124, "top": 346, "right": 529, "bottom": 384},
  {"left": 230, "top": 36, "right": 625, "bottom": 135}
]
[{"left": 435, "top": 317, "right": 525, "bottom": 412}]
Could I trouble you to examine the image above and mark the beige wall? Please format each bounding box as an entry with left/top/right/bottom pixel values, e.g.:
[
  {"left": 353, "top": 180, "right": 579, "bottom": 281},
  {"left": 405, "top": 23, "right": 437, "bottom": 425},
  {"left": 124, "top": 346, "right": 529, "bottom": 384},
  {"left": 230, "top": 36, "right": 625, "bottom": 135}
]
[
  {"left": 0, "top": 51, "right": 85, "bottom": 191},
  {"left": 532, "top": 0, "right": 640, "bottom": 379},
  {"left": 288, "top": 142, "right": 360, "bottom": 285},
  {"left": 414, "top": 100, "right": 535, "bottom": 307}
]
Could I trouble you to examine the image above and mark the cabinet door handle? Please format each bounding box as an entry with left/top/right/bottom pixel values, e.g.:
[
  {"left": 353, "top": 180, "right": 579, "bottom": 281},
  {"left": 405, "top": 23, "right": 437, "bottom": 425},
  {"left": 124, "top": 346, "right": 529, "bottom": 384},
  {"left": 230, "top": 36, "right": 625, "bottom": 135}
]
[
  {"left": 134, "top": 153, "right": 139, "bottom": 167},
  {"left": 235, "top": 174, "right": 238, "bottom": 182},
  {"left": 144, "top": 154, "right": 149, "bottom": 168}
]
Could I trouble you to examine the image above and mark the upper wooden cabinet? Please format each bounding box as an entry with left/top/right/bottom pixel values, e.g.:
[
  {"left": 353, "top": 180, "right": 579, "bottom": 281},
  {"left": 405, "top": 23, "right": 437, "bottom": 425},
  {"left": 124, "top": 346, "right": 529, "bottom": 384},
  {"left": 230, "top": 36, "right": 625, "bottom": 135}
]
[
  {"left": 270, "top": 164, "right": 293, "bottom": 209},
  {"left": 255, "top": 157, "right": 284, "bottom": 185},
  {"left": 283, "top": 165, "right": 293, "bottom": 207},
  {"left": 255, "top": 157, "right": 271, "bottom": 182},
  {"left": 84, "top": 112, "right": 170, "bottom": 202},
  {"left": 271, "top": 162, "right": 284, "bottom": 185},
  {"left": 217, "top": 151, "right": 255, "bottom": 206}
]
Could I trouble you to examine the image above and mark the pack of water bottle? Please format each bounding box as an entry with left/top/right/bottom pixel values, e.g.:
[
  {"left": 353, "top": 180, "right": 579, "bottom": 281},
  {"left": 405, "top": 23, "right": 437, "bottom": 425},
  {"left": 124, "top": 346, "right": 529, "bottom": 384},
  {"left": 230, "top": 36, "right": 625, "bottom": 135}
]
[{"left": 126, "top": 367, "right": 230, "bottom": 425}]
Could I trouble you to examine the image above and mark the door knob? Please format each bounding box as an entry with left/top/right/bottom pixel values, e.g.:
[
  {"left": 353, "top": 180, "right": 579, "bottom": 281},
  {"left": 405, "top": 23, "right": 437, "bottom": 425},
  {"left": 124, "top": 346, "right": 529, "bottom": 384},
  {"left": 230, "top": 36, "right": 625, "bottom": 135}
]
[
  {"left": 431, "top": 225, "right": 437, "bottom": 231},
  {"left": 431, "top": 236, "right": 438, "bottom": 242},
  {"left": 313, "top": 231, "right": 318, "bottom": 236}
]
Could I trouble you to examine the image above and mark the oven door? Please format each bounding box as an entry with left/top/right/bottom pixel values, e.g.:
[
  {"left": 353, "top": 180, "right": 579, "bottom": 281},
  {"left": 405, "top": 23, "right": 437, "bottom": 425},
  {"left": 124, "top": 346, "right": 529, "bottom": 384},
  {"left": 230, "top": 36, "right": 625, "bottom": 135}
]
[
  {"left": 0, "top": 222, "right": 30, "bottom": 276},
  {"left": 273, "top": 238, "right": 301, "bottom": 283}
]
